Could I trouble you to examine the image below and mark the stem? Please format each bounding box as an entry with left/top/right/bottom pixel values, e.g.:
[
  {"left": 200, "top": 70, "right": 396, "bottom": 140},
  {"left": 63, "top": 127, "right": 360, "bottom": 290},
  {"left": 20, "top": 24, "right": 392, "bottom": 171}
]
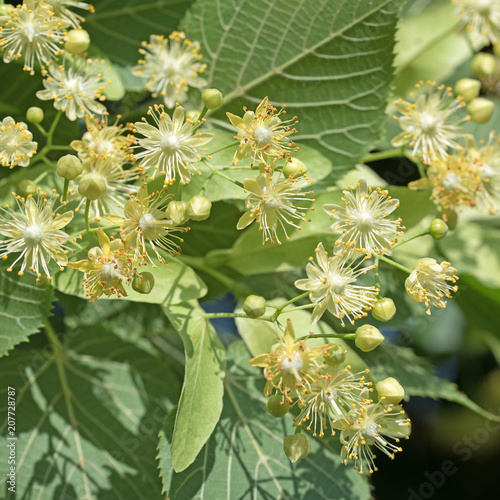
[
  {"left": 280, "top": 303, "right": 316, "bottom": 314},
  {"left": 202, "top": 159, "right": 244, "bottom": 188},
  {"left": 393, "top": 229, "right": 430, "bottom": 249},
  {"left": 34, "top": 122, "right": 48, "bottom": 137},
  {"left": 204, "top": 312, "right": 272, "bottom": 323},
  {"left": 84, "top": 200, "right": 91, "bottom": 233},
  {"left": 205, "top": 142, "right": 240, "bottom": 157},
  {"left": 374, "top": 255, "right": 381, "bottom": 289},
  {"left": 271, "top": 292, "right": 310, "bottom": 320},
  {"left": 62, "top": 178, "right": 70, "bottom": 203},
  {"left": 296, "top": 332, "right": 356, "bottom": 341},
  {"left": 46, "top": 110, "right": 63, "bottom": 147},
  {"left": 33, "top": 170, "right": 51, "bottom": 185},
  {"left": 361, "top": 147, "right": 411, "bottom": 164},
  {"left": 44, "top": 321, "right": 78, "bottom": 428},
  {"left": 378, "top": 254, "right": 412, "bottom": 274}
]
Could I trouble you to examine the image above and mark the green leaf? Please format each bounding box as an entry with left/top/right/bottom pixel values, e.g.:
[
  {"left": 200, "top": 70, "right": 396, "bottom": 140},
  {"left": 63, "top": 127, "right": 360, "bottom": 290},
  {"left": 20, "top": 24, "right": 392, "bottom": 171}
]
[
  {"left": 183, "top": 0, "right": 405, "bottom": 174},
  {"left": 85, "top": 1, "right": 192, "bottom": 65},
  {"left": 158, "top": 341, "right": 371, "bottom": 499},
  {"left": 180, "top": 201, "right": 242, "bottom": 257},
  {"left": 52, "top": 257, "right": 207, "bottom": 304},
  {"left": 163, "top": 301, "right": 226, "bottom": 472},
  {"left": 393, "top": 0, "right": 470, "bottom": 96},
  {"left": 0, "top": 324, "right": 181, "bottom": 498},
  {"left": 0, "top": 269, "right": 53, "bottom": 357},
  {"left": 182, "top": 128, "right": 333, "bottom": 201},
  {"left": 362, "top": 343, "right": 500, "bottom": 421}
]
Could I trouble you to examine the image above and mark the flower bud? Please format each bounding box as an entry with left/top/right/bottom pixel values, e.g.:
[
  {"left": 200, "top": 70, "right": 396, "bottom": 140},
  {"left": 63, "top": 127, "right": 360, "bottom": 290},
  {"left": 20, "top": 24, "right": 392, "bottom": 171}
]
[
  {"left": 471, "top": 53, "right": 496, "bottom": 79},
  {"left": 325, "top": 344, "right": 346, "bottom": 366},
  {"left": 243, "top": 295, "right": 266, "bottom": 318},
  {"left": 57, "top": 154, "right": 83, "bottom": 181},
  {"left": 132, "top": 272, "right": 155, "bottom": 294},
  {"left": 78, "top": 173, "right": 107, "bottom": 200},
  {"left": 430, "top": 218, "right": 448, "bottom": 240},
  {"left": 201, "top": 88, "right": 223, "bottom": 110},
  {"left": 468, "top": 97, "right": 494, "bottom": 124},
  {"left": 187, "top": 195, "right": 212, "bottom": 221},
  {"left": 65, "top": 29, "right": 90, "bottom": 54},
  {"left": 376, "top": 377, "right": 405, "bottom": 405},
  {"left": 355, "top": 324, "right": 384, "bottom": 352},
  {"left": 266, "top": 395, "right": 290, "bottom": 418},
  {"left": 165, "top": 200, "right": 190, "bottom": 225},
  {"left": 283, "top": 157, "right": 307, "bottom": 179},
  {"left": 17, "top": 179, "right": 37, "bottom": 198},
  {"left": 494, "top": 43, "right": 500, "bottom": 58},
  {"left": 283, "top": 434, "right": 311, "bottom": 464},
  {"left": 372, "top": 297, "right": 396, "bottom": 322},
  {"left": 454, "top": 78, "right": 481, "bottom": 103},
  {"left": 440, "top": 209, "right": 457, "bottom": 230},
  {"left": 26, "top": 106, "right": 44, "bottom": 124}
]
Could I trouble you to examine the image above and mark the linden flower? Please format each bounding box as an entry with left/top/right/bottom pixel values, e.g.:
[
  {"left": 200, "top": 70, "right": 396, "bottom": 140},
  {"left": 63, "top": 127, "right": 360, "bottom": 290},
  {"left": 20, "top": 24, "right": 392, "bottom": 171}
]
[
  {"left": 45, "top": 1, "right": 94, "bottom": 28},
  {"left": 408, "top": 152, "right": 479, "bottom": 211},
  {"left": 74, "top": 156, "right": 139, "bottom": 218},
  {"left": 0, "top": 0, "right": 65, "bottom": 75},
  {"left": 0, "top": 192, "right": 74, "bottom": 277},
  {"left": 237, "top": 170, "right": 313, "bottom": 244},
  {"left": 295, "top": 242, "right": 379, "bottom": 326},
  {"left": 36, "top": 61, "right": 108, "bottom": 121},
  {"left": 466, "top": 133, "right": 500, "bottom": 213},
  {"left": 453, "top": 0, "right": 500, "bottom": 46},
  {"left": 391, "top": 81, "right": 468, "bottom": 165},
  {"left": 68, "top": 227, "right": 135, "bottom": 302},
  {"left": 339, "top": 403, "right": 411, "bottom": 474},
  {"left": 70, "top": 115, "right": 134, "bottom": 166},
  {"left": 133, "top": 105, "right": 212, "bottom": 185},
  {"left": 249, "top": 319, "right": 330, "bottom": 397},
  {"left": 294, "top": 365, "right": 372, "bottom": 438},
  {"left": 104, "top": 184, "right": 188, "bottom": 265},
  {"left": 323, "top": 179, "right": 403, "bottom": 256},
  {"left": 133, "top": 32, "right": 207, "bottom": 108},
  {"left": 227, "top": 97, "right": 298, "bottom": 165},
  {"left": 0, "top": 117, "right": 38, "bottom": 168},
  {"left": 405, "top": 258, "right": 459, "bottom": 315}
]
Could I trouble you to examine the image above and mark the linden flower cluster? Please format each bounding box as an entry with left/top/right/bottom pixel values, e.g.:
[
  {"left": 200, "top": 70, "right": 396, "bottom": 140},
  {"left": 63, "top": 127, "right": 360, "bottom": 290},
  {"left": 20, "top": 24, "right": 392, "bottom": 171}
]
[
  {"left": 0, "top": 0, "right": 65, "bottom": 75},
  {"left": 104, "top": 184, "right": 189, "bottom": 266},
  {"left": 133, "top": 32, "right": 207, "bottom": 108},
  {"left": 409, "top": 133, "right": 500, "bottom": 214},
  {"left": 227, "top": 97, "right": 298, "bottom": 166},
  {"left": 0, "top": 190, "right": 74, "bottom": 278},
  {"left": 293, "top": 179, "right": 406, "bottom": 326},
  {"left": 230, "top": 98, "right": 313, "bottom": 244},
  {"left": 0, "top": 117, "right": 38, "bottom": 168},
  {"left": 250, "top": 320, "right": 411, "bottom": 474},
  {"left": 133, "top": 104, "right": 212, "bottom": 185},
  {"left": 392, "top": 81, "right": 469, "bottom": 165},
  {"left": 453, "top": 0, "right": 500, "bottom": 46}
]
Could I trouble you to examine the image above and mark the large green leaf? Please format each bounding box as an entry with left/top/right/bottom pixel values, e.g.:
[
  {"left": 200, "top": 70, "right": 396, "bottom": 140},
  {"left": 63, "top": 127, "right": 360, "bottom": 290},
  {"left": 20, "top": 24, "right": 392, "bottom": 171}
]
[
  {"left": 0, "top": 324, "right": 180, "bottom": 499},
  {"left": 362, "top": 343, "right": 500, "bottom": 421},
  {"left": 0, "top": 269, "right": 54, "bottom": 357},
  {"left": 158, "top": 341, "right": 371, "bottom": 499},
  {"left": 53, "top": 257, "right": 207, "bottom": 304},
  {"left": 85, "top": 0, "right": 192, "bottom": 65},
  {"left": 183, "top": 0, "right": 405, "bottom": 175},
  {"left": 163, "top": 301, "right": 226, "bottom": 472}
]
